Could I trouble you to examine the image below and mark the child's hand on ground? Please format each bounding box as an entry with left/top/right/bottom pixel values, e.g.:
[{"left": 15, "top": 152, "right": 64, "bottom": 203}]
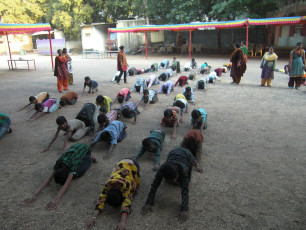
[
  {"left": 41, "top": 147, "right": 49, "bottom": 153},
  {"left": 132, "top": 121, "right": 136, "bottom": 125},
  {"left": 171, "top": 135, "right": 176, "bottom": 140},
  {"left": 23, "top": 196, "right": 37, "bottom": 205},
  {"left": 46, "top": 200, "right": 58, "bottom": 210},
  {"left": 85, "top": 219, "right": 97, "bottom": 229}
]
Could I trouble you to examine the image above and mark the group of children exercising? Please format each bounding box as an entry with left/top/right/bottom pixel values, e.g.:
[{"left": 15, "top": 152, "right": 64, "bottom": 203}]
[{"left": 4, "top": 56, "right": 219, "bottom": 230}]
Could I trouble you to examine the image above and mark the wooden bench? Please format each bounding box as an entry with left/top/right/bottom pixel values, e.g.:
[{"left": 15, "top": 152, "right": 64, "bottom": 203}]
[
  {"left": 7, "top": 59, "right": 36, "bottom": 70},
  {"left": 105, "top": 50, "right": 119, "bottom": 58},
  {"left": 82, "top": 50, "right": 104, "bottom": 59}
]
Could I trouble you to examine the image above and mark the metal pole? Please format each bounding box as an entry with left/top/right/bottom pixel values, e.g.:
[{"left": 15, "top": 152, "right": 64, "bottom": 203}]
[
  {"left": 48, "top": 30, "right": 54, "bottom": 69},
  {"left": 189, "top": 30, "right": 192, "bottom": 60},
  {"left": 145, "top": 32, "right": 148, "bottom": 59},
  {"left": 6, "top": 32, "right": 13, "bottom": 69}
]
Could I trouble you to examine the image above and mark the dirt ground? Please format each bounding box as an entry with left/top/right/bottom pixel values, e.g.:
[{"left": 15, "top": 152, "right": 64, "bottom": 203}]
[{"left": 0, "top": 52, "right": 306, "bottom": 230}]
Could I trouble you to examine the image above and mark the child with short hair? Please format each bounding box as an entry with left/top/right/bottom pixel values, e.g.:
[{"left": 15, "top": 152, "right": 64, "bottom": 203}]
[
  {"left": 174, "top": 75, "right": 188, "bottom": 87},
  {"left": 18, "top": 92, "right": 49, "bottom": 111},
  {"left": 91, "top": 120, "right": 127, "bottom": 159},
  {"left": 183, "top": 87, "right": 195, "bottom": 104},
  {"left": 119, "top": 102, "right": 139, "bottom": 125},
  {"left": 76, "top": 103, "right": 99, "bottom": 134},
  {"left": 158, "top": 72, "right": 171, "bottom": 81},
  {"left": 59, "top": 91, "right": 78, "bottom": 107},
  {"left": 134, "top": 129, "right": 165, "bottom": 171},
  {"left": 82, "top": 76, "right": 98, "bottom": 95},
  {"left": 194, "top": 77, "right": 208, "bottom": 90},
  {"left": 159, "top": 59, "right": 170, "bottom": 68},
  {"left": 157, "top": 80, "right": 174, "bottom": 94},
  {"left": 137, "top": 89, "right": 158, "bottom": 110},
  {"left": 114, "top": 88, "right": 131, "bottom": 104},
  {"left": 191, "top": 108, "right": 208, "bottom": 130},
  {"left": 42, "top": 116, "right": 89, "bottom": 154},
  {"left": 96, "top": 95, "right": 112, "bottom": 113},
  {"left": 173, "top": 94, "right": 188, "bottom": 122},
  {"left": 190, "top": 58, "right": 197, "bottom": 69},
  {"left": 171, "top": 57, "right": 181, "bottom": 73},
  {"left": 151, "top": 63, "right": 158, "bottom": 72},
  {"left": 207, "top": 71, "right": 220, "bottom": 83},
  {"left": 146, "top": 75, "right": 159, "bottom": 88},
  {"left": 160, "top": 107, "right": 180, "bottom": 139},
  {"left": 28, "top": 98, "right": 60, "bottom": 121},
  {"left": 96, "top": 110, "right": 119, "bottom": 132},
  {"left": 180, "top": 129, "right": 203, "bottom": 160},
  {"left": 131, "top": 77, "right": 146, "bottom": 93}
]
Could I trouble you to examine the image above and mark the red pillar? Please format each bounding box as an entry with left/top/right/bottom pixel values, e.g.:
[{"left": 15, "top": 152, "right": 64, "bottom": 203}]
[
  {"left": 48, "top": 30, "right": 54, "bottom": 69},
  {"left": 6, "top": 32, "right": 13, "bottom": 68},
  {"left": 246, "top": 22, "right": 249, "bottom": 50},
  {"left": 108, "top": 29, "right": 111, "bottom": 50},
  {"left": 145, "top": 32, "right": 148, "bottom": 59},
  {"left": 189, "top": 30, "right": 192, "bottom": 60}
]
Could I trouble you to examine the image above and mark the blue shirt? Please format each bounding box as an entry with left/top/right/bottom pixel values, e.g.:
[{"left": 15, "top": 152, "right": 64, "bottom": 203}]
[
  {"left": 159, "top": 59, "right": 170, "bottom": 68},
  {"left": 191, "top": 108, "right": 207, "bottom": 123},
  {"left": 94, "top": 120, "right": 126, "bottom": 144},
  {"left": 131, "top": 78, "right": 146, "bottom": 92},
  {"left": 183, "top": 88, "right": 194, "bottom": 103}
]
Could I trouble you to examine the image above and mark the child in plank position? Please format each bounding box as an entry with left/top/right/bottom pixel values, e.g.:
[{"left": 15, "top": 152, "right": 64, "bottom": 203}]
[
  {"left": 183, "top": 87, "right": 195, "bottom": 104},
  {"left": 28, "top": 98, "right": 60, "bottom": 121},
  {"left": 194, "top": 77, "right": 208, "bottom": 90},
  {"left": 96, "top": 95, "right": 112, "bottom": 113},
  {"left": 82, "top": 76, "right": 98, "bottom": 95},
  {"left": 180, "top": 129, "right": 203, "bottom": 160},
  {"left": 191, "top": 108, "right": 208, "bottom": 130},
  {"left": 131, "top": 77, "right": 146, "bottom": 93},
  {"left": 146, "top": 75, "right": 159, "bottom": 88},
  {"left": 141, "top": 147, "right": 202, "bottom": 222},
  {"left": 91, "top": 120, "right": 127, "bottom": 159},
  {"left": 59, "top": 91, "right": 78, "bottom": 106},
  {"left": 134, "top": 129, "right": 165, "bottom": 171},
  {"left": 42, "top": 116, "right": 89, "bottom": 154},
  {"left": 85, "top": 159, "right": 140, "bottom": 230},
  {"left": 160, "top": 107, "right": 180, "bottom": 139},
  {"left": 18, "top": 92, "right": 49, "bottom": 111},
  {"left": 114, "top": 88, "right": 131, "bottom": 104},
  {"left": 96, "top": 109, "right": 119, "bottom": 132},
  {"left": 173, "top": 94, "right": 188, "bottom": 123},
  {"left": 119, "top": 102, "right": 140, "bottom": 125},
  {"left": 0, "top": 113, "right": 12, "bottom": 139},
  {"left": 174, "top": 75, "right": 188, "bottom": 87},
  {"left": 24, "top": 143, "right": 96, "bottom": 210},
  {"left": 76, "top": 103, "right": 99, "bottom": 134},
  {"left": 137, "top": 89, "right": 158, "bottom": 110},
  {"left": 157, "top": 80, "right": 175, "bottom": 95}
]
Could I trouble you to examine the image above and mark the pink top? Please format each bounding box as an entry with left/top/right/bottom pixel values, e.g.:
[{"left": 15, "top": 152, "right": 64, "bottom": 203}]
[{"left": 117, "top": 88, "right": 130, "bottom": 98}]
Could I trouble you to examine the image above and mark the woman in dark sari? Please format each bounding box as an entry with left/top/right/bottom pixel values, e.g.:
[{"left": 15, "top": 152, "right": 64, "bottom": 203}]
[
  {"left": 230, "top": 42, "right": 246, "bottom": 84},
  {"left": 54, "top": 49, "right": 68, "bottom": 93}
]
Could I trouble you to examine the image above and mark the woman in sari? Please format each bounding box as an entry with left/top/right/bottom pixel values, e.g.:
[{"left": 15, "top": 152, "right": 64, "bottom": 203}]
[
  {"left": 288, "top": 42, "right": 305, "bottom": 90},
  {"left": 54, "top": 49, "right": 68, "bottom": 93},
  {"left": 260, "top": 46, "right": 278, "bottom": 87},
  {"left": 116, "top": 46, "right": 128, "bottom": 84},
  {"left": 230, "top": 42, "right": 247, "bottom": 85},
  {"left": 63, "top": 48, "right": 73, "bottom": 85}
]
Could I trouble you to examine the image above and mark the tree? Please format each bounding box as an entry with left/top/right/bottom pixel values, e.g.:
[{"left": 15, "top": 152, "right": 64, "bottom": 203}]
[
  {"left": 0, "top": 0, "right": 45, "bottom": 23},
  {"left": 43, "top": 0, "right": 94, "bottom": 40}
]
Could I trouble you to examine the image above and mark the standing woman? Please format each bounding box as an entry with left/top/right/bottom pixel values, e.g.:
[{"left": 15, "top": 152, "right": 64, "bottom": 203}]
[
  {"left": 230, "top": 42, "right": 247, "bottom": 85},
  {"left": 54, "top": 49, "right": 68, "bottom": 93},
  {"left": 63, "top": 48, "right": 73, "bottom": 85},
  {"left": 260, "top": 46, "right": 278, "bottom": 87},
  {"left": 117, "top": 46, "right": 128, "bottom": 84},
  {"left": 288, "top": 42, "right": 305, "bottom": 90}
]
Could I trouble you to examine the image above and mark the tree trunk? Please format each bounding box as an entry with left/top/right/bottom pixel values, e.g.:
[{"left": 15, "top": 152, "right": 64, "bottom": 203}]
[{"left": 143, "top": 0, "right": 151, "bottom": 46}]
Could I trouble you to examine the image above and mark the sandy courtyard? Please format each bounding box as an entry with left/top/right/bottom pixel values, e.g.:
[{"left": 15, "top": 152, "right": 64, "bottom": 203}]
[{"left": 0, "top": 52, "right": 305, "bottom": 230}]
